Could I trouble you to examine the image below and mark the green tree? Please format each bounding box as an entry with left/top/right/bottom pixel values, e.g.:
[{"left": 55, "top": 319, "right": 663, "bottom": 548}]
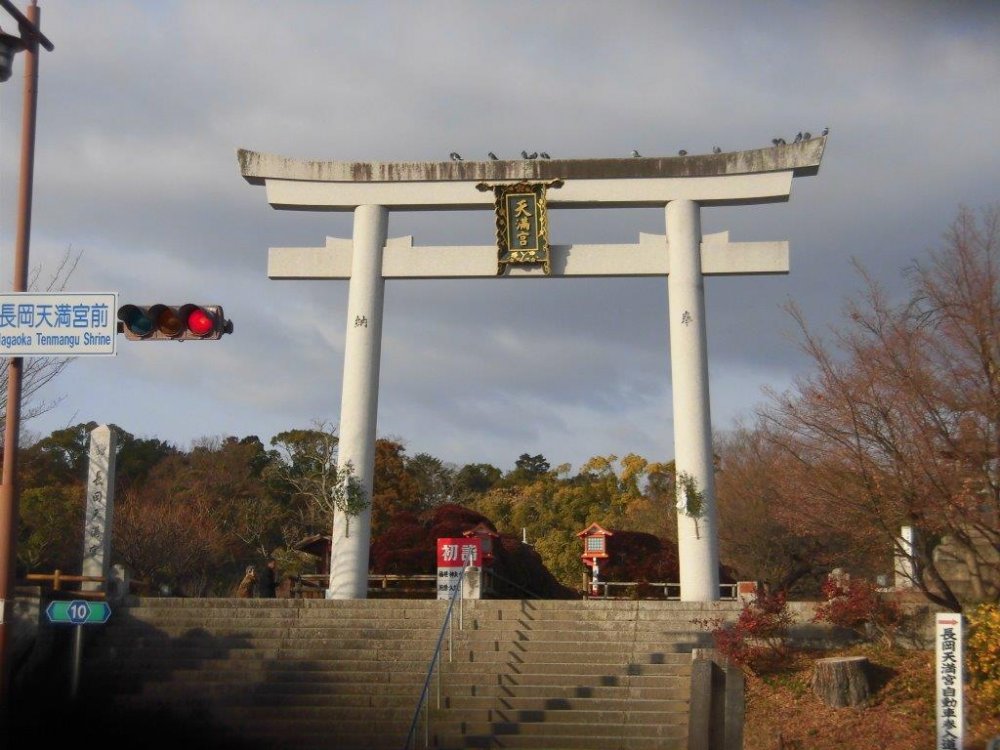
[
  {"left": 507, "top": 453, "right": 551, "bottom": 483},
  {"left": 453, "top": 462, "right": 502, "bottom": 503},
  {"left": 468, "top": 454, "right": 679, "bottom": 588},
  {"left": 270, "top": 422, "right": 342, "bottom": 535},
  {"left": 405, "top": 452, "right": 454, "bottom": 507},
  {"left": 17, "top": 485, "right": 82, "bottom": 573}
]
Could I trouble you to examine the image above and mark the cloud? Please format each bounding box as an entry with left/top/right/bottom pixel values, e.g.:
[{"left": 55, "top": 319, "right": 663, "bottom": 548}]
[{"left": 5, "top": 1, "right": 998, "bottom": 472}]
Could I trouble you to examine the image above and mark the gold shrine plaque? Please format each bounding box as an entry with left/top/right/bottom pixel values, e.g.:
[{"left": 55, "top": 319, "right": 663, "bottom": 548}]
[{"left": 478, "top": 181, "right": 561, "bottom": 276}]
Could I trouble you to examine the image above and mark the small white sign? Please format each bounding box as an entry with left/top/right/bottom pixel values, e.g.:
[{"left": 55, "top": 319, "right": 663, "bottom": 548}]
[
  {"left": 935, "top": 613, "right": 964, "bottom": 750},
  {"left": 0, "top": 292, "right": 117, "bottom": 356}
]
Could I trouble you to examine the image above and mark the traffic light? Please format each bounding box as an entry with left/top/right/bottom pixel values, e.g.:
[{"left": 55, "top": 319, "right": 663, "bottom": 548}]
[{"left": 117, "top": 304, "right": 233, "bottom": 341}]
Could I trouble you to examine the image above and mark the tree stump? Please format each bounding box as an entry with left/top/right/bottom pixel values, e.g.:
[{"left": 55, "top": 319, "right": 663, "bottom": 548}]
[{"left": 812, "top": 656, "right": 871, "bottom": 707}]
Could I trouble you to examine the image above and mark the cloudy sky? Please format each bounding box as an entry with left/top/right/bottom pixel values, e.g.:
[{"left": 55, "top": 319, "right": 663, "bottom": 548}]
[{"left": 1, "top": 0, "right": 997, "bottom": 471}]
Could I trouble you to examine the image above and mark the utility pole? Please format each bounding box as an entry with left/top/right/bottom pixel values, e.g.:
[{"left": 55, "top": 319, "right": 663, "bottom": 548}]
[{"left": 0, "top": 0, "right": 53, "bottom": 706}]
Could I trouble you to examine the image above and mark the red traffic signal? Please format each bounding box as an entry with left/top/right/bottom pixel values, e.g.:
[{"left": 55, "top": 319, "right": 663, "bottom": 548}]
[{"left": 117, "top": 304, "right": 233, "bottom": 341}]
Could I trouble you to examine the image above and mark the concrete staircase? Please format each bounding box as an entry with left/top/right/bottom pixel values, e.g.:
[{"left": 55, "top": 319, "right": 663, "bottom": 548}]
[
  {"left": 428, "top": 599, "right": 736, "bottom": 750},
  {"left": 69, "top": 597, "right": 740, "bottom": 750}
]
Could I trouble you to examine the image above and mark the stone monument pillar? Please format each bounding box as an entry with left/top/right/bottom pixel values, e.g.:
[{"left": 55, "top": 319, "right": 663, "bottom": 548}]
[{"left": 82, "top": 424, "right": 117, "bottom": 593}]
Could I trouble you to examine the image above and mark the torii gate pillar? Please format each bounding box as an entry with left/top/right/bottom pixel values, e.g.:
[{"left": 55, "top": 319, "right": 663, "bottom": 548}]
[
  {"left": 329, "top": 205, "right": 387, "bottom": 599},
  {"left": 667, "top": 200, "right": 719, "bottom": 600}
]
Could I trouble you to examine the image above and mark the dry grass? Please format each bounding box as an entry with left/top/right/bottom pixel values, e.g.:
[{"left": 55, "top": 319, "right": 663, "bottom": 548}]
[{"left": 743, "top": 646, "right": 1000, "bottom": 750}]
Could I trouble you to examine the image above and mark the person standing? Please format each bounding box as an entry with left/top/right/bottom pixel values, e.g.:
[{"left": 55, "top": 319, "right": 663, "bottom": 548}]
[
  {"left": 237, "top": 565, "right": 256, "bottom": 598},
  {"left": 259, "top": 558, "right": 277, "bottom": 598}
]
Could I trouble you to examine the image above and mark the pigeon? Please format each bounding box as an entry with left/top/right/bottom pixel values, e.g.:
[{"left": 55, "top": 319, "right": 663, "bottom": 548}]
[
  {"left": 631, "top": 149, "right": 641, "bottom": 158},
  {"left": 526, "top": 151, "right": 538, "bottom": 159},
  {"left": 712, "top": 146, "right": 722, "bottom": 154},
  {"left": 772, "top": 138, "right": 786, "bottom": 146},
  {"left": 450, "top": 152, "right": 463, "bottom": 161},
  {"left": 488, "top": 152, "right": 499, "bottom": 160},
  {"left": 793, "top": 132, "right": 803, "bottom": 143},
  {"left": 678, "top": 149, "right": 687, "bottom": 156},
  {"left": 803, "top": 132, "right": 812, "bottom": 140},
  {"left": 521, "top": 150, "right": 529, "bottom": 159},
  {"left": 539, "top": 152, "right": 551, "bottom": 159},
  {"left": 822, "top": 127, "right": 829, "bottom": 136}
]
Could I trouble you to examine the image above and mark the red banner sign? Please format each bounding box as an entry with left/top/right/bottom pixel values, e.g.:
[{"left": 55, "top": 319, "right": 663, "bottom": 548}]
[{"left": 437, "top": 537, "right": 481, "bottom": 567}]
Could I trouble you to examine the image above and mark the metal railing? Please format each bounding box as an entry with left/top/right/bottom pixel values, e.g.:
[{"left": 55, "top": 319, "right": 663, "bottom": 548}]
[
  {"left": 402, "top": 566, "right": 467, "bottom": 750},
  {"left": 586, "top": 581, "right": 739, "bottom": 600},
  {"left": 291, "top": 573, "right": 437, "bottom": 598}
]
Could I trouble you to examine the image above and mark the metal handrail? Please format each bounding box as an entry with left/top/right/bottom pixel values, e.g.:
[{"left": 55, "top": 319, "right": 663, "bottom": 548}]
[
  {"left": 402, "top": 565, "right": 467, "bottom": 750},
  {"left": 586, "top": 580, "right": 739, "bottom": 600}
]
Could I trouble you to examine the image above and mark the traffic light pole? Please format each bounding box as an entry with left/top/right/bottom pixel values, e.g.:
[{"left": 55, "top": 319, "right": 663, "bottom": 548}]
[{"left": 0, "top": 1, "right": 42, "bottom": 706}]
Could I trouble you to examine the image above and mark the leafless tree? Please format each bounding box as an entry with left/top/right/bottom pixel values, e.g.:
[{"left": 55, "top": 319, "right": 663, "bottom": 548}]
[
  {"left": 760, "top": 206, "right": 1000, "bottom": 610},
  {"left": 0, "top": 249, "right": 82, "bottom": 437}
]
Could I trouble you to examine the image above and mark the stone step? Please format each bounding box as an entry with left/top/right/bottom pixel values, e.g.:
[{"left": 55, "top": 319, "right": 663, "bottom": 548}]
[
  {"left": 89, "top": 642, "right": 441, "bottom": 661},
  {"left": 120, "top": 598, "right": 739, "bottom": 619},
  {"left": 102, "top": 705, "right": 415, "bottom": 748},
  {"left": 84, "top": 649, "right": 693, "bottom": 675},
  {"left": 84, "top": 669, "right": 429, "bottom": 692},
  {"left": 435, "top": 708, "right": 689, "bottom": 728},
  {"left": 463, "top": 621, "right": 716, "bottom": 634},
  {"left": 451, "top": 653, "right": 692, "bottom": 669},
  {"left": 439, "top": 694, "right": 688, "bottom": 714},
  {"left": 120, "top": 683, "right": 687, "bottom": 718},
  {"left": 475, "top": 671, "right": 692, "bottom": 689},
  {"left": 86, "top": 666, "right": 690, "bottom": 696},
  {"left": 429, "top": 717, "right": 687, "bottom": 739},
  {"left": 114, "top": 613, "right": 448, "bottom": 628},
  {"left": 445, "top": 682, "right": 690, "bottom": 701},
  {"left": 430, "top": 729, "right": 686, "bottom": 750}
]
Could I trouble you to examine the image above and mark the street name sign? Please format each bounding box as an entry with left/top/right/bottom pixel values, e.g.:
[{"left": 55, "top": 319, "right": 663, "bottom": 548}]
[
  {"left": 46, "top": 600, "right": 111, "bottom": 625},
  {"left": 0, "top": 292, "right": 117, "bottom": 356}
]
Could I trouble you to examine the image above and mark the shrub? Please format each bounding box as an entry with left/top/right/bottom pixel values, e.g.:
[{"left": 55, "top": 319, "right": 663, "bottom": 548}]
[
  {"left": 812, "top": 576, "right": 902, "bottom": 645},
  {"left": 967, "top": 603, "right": 1000, "bottom": 711},
  {"left": 694, "top": 590, "right": 794, "bottom": 672}
]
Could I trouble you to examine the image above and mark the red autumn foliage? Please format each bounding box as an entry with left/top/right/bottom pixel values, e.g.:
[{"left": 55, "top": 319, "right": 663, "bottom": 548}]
[
  {"left": 601, "top": 531, "right": 679, "bottom": 582},
  {"left": 694, "top": 591, "right": 794, "bottom": 672},
  {"left": 812, "top": 575, "right": 902, "bottom": 644}
]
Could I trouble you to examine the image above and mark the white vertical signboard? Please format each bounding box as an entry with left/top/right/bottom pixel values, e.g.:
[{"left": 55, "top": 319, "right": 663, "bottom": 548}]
[{"left": 935, "top": 613, "right": 964, "bottom": 750}]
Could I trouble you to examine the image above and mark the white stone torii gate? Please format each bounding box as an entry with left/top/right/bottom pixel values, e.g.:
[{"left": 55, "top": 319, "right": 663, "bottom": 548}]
[{"left": 238, "top": 139, "right": 826, "bottom": 601}]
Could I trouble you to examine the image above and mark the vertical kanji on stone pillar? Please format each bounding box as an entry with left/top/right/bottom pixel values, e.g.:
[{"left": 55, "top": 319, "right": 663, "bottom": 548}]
[{"left": 82, "top": 424, "right": 117, "bottom": 593}]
